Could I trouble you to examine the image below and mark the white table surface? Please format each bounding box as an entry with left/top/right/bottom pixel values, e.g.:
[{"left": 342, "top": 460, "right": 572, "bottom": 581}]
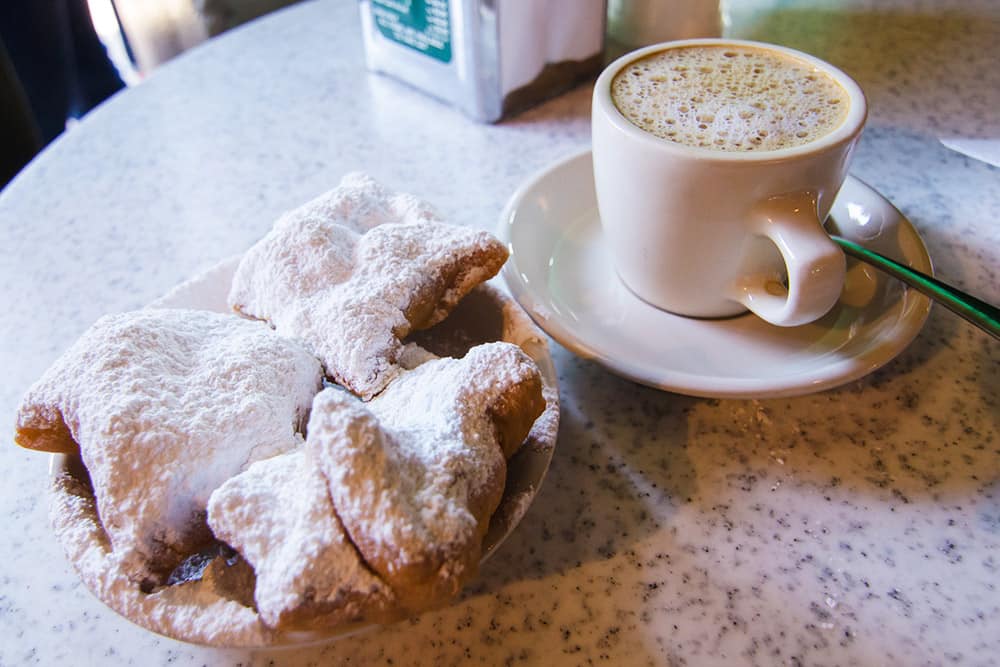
[{"left": 1, "top": 0, "right": 998, "bottom": 664}]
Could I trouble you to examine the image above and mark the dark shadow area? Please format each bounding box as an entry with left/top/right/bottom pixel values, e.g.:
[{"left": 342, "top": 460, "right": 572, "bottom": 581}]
[
  {"left": 407, "top": 287, "right": 506, "bottom": 358},
  {"left": 0, "top": 0, "right": 124, "bottom": 188},
  {"left": 0, "top": 0, "right": 307, "bottom": 189},
  {"left": 501, "top": 81, "right": 594, "bottom": 128},
  {"left": 0, "top": 39, "right": 41, "bottom": 186}
]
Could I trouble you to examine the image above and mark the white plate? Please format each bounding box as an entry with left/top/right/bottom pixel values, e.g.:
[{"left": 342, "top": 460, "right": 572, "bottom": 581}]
[
  {"left": 51, "top": 258, "right": 559, "bottom": 648},
  {"left": 498, "top": 150, "right": 933, "bottom": 399}
]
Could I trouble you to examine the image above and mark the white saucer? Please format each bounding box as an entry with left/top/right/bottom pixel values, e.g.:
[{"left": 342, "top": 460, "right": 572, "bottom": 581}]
[{"left": 498, "top": 150, "right": 933, "bottom": 399}]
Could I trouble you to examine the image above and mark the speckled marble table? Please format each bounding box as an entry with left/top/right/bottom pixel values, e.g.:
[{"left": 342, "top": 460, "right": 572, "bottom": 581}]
[{"left": 1, "top": 0, "right": 997, "bottom": 665}]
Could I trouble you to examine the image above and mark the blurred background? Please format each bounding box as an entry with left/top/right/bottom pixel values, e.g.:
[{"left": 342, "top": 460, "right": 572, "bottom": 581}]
[{"left": 1, "top": 0, "right": 303, "bottom": 187}]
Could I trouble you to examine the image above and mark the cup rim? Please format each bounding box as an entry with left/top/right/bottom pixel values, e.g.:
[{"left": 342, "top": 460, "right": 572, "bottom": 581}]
[{"left": 594, "top": 38, "right": 868, "bottom": 162}]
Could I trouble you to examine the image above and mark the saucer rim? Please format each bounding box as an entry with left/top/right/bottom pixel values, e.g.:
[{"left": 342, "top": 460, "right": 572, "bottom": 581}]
[{"left": 498, "top": 148, "right": 933, "bottom": 399}]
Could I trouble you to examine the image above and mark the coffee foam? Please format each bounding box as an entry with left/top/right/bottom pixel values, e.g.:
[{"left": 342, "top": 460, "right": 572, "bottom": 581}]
[{"left": 611, "top": 44, "right": 849, "bottom": 152}]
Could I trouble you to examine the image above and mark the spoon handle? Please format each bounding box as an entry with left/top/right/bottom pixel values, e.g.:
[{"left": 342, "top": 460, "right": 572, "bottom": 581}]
[{"left": 832, "top": 235, "right": 1000, "bottom": 341}]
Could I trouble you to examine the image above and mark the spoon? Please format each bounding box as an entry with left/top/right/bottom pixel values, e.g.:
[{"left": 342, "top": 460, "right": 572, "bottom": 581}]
[{"left": 830, "top": 235, "right": 1000, "bottom": 341}]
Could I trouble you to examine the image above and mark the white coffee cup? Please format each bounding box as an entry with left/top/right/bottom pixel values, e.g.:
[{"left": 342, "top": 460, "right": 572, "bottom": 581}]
[{"left": 592, "top": 39, "right": 867, "bottom": 326}]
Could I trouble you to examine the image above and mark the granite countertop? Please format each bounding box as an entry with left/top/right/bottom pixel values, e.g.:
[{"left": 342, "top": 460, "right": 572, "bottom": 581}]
[{"left": 1, "top": 0, "right": 997, "bottom": 664}]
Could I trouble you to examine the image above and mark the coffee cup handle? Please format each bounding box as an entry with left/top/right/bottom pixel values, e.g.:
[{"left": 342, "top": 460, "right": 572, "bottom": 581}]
[{"left": 730, "top": 192, "right": 846, "bottom": 327}]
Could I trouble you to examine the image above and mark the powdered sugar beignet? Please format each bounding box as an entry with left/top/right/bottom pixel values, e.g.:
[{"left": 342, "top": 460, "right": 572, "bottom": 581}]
[
  {"left": 228, "top": 173, "right": 508, "bottom": 399},
  {"left": 310, "top": 342, "right": 545, "bottom": 609},
  {"left": 207, "top": 449, "right": 395, "bottom": 631},
  {"left": 15, "top": 309, "right": 323, "bottom": 586}
]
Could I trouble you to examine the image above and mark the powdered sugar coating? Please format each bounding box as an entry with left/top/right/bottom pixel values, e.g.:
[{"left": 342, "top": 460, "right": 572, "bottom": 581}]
[
  {"left": 311, "top": 342, "right": 545, "bottom": 609},
  {"left": 228, "top": 173, "right": 508, "bottom": 399},
  {"left": 16, "top": 309, "right": 323, "bottom": 584},
  {"left": 207, "top": 449, "right": 395, "bottom": 630}
]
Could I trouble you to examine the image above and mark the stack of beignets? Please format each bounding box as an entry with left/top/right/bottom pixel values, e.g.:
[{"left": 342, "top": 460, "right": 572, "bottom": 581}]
[{"left": 13, "top": 173, "right": 547, "bottom": 638}]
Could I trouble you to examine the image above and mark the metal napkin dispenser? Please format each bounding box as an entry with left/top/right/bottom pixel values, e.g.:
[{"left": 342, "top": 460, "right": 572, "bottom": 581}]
[{"left": 359, "top": 0, "right": 607, "bottom": 122}]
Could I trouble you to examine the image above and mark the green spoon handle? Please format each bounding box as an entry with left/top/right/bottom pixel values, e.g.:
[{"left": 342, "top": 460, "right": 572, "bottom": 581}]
[{"left": 832, "top": 235, "right": 1000, "bottom": 341}]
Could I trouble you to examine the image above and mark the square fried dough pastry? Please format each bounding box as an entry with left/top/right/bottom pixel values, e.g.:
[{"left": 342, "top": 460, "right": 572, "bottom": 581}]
[
  {"left": 228, "top": 172, "right": 508, "bottom": 399},
  {"left": 309, "top": 342, "right": 545, "bottom": 610},
  {"left": 14, "top": 309, "right": 323, "bottom": 586},
  {"left": 207, "top": 447, "right": 396, "bottom": 631}
]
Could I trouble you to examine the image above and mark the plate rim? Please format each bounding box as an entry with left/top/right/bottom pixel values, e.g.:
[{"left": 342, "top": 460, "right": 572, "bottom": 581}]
[{"left": 498, "top": 148, "right": 933, "bottom": 399}]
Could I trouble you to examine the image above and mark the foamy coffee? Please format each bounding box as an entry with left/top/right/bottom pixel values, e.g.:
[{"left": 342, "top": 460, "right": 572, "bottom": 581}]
[{"left": 611, "top": 44, "right": 850, "bottom": 151}]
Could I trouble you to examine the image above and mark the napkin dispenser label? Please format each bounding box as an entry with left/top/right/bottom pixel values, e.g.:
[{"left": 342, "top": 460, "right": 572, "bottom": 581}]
[
  {"left": 370, "top": 0, "right": 453, "bottom": 63},
  {"left": 360, "top": 0, "right": 606, "bottom": 122}
]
